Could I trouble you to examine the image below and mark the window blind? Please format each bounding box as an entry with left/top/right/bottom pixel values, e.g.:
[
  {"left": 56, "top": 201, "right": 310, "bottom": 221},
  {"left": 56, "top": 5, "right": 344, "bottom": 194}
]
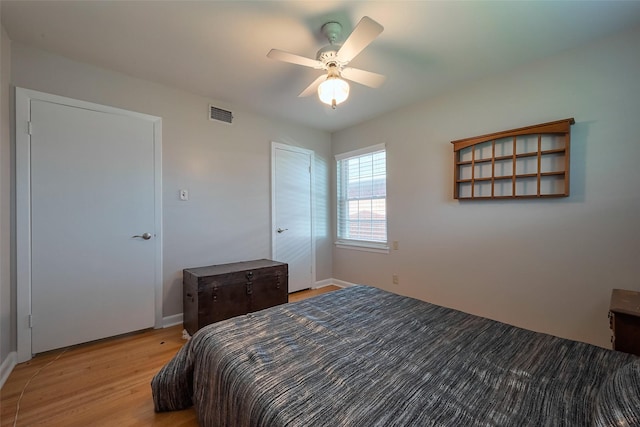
[{"left": 336, "top": 144, "right": 387, "bottom": 244}]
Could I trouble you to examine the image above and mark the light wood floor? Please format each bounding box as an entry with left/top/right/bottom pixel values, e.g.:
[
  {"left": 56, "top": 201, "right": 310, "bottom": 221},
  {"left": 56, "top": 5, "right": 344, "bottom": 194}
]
[{"left": 0, "top": 286, "right": 340, "bottom": 426}]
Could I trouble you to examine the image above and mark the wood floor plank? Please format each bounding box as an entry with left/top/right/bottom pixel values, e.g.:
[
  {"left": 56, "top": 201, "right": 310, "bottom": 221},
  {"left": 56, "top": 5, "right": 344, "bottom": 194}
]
[
  {"left": 1, "top": 326, "right": 194, "bottom": 427},
  {"left": 0, "top": 286, "right": 340, "bottom": 426}
]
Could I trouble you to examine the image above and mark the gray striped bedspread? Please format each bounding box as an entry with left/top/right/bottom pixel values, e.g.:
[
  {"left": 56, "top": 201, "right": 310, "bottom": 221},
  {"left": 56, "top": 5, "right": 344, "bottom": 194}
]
[{"left": 152, "top": 285, "right": 640, "bottom": 426}]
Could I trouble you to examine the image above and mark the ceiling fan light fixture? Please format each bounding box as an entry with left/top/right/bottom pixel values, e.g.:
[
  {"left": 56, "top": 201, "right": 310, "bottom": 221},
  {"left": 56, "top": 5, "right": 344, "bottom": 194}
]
[
  {"left": 318, "top": 76, "right": 349, "bottom": 109},
  {"left": 268, "top": 16, "right": 384, "bottom": 108}
]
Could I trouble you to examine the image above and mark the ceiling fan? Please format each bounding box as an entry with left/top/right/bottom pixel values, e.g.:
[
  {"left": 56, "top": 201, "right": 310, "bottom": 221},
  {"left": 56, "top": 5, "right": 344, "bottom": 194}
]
[{"left": 267, "top": 16, "right": 386, "bottom": 109}]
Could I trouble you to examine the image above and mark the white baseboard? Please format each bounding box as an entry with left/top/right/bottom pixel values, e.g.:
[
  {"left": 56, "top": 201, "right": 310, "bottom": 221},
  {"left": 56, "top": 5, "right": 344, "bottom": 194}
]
[
  {"left": 321, "top": 278, "right": 357, "bottom": 288},
  {"left": 313, "top": 278, "right": 335, "bottom": 288},
  {"left": 162, "top": 313, "right": 183, "bottom": 328},
  {"left": 0, "top": 351, "right": 17, "bottom": 390}
]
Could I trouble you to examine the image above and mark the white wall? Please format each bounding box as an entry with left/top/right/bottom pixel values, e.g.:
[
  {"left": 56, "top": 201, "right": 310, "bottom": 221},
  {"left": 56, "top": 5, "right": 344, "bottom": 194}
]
[
  {"left": 332, "top": 26, "right": 640, "bottom": 348},
  {"left": 10, "top": 43, "right": 333, "bottom": 319},
  {"left": 0, "top": 24, "right": 13, "bottom": 364}
]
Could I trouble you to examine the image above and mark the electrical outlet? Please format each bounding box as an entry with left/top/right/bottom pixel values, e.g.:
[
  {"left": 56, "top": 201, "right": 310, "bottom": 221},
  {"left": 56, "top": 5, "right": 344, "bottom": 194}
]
[
  {"left": 392, "top": 274, "right": 399, "bottom": 285},
  {"left": 393, "top": 241, "right": 399, "bottom": 250}
]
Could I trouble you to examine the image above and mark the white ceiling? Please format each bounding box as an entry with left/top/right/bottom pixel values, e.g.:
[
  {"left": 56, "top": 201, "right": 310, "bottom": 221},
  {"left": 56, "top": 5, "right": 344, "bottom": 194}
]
[{"left": 3, "top": 1, "right": 640, "bottom": 132}]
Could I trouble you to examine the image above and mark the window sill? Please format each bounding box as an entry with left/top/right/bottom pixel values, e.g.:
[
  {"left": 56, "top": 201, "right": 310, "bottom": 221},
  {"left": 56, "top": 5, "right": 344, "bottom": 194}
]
[{"left": 334, "top": 240, "right": 389, "bottom": 254}]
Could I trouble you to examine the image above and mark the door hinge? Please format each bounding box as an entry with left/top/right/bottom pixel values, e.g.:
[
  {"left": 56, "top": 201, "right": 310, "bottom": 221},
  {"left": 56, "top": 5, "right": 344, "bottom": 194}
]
[
  {"left": 29, "top": 314, "right": 34, "bottom": 328},
  {"left": 27, "top": 121, "right": 33, "bottom": 135},
  {"left": 308, "top": 165, "right": 311, "bottom": 173}
]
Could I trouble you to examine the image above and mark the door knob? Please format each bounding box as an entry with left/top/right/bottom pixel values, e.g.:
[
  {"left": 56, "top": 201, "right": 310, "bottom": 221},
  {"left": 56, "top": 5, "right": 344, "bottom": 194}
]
[
  {"left": 277, "top": 228, "right": 288, "bottom": 234},
  {"left": 132, "top": 232, "right": 152, "bottom": 240}
]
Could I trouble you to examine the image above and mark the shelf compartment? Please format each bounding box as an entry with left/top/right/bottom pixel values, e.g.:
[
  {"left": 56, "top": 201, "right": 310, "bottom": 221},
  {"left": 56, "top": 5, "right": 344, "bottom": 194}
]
[
  {"left": 456, "top": 171, "right": 565, "bottom": 184},
  {"left": 455, "top": 148, "right": 566, "bottom": 166},
  {"left": 456, "top": 194, "right": 567, "bottom": 200},
  {"left": 539, "top": 174, "right": 566, "bottom": 196}
]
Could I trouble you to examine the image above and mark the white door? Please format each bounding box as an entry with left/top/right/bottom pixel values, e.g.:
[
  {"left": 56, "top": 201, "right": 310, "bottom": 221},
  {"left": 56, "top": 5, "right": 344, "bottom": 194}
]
[
  {"left": 272, "top": 143, "right": 314, "bottom": 293},
  {"left": 27, "top": 97, "right": 158, "bottom": 354}
]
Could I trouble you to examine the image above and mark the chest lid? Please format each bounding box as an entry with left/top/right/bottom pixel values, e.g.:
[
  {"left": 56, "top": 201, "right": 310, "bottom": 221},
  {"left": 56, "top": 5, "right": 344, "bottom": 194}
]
[
  {"left": 184, "top": 259, "right": 286, "bottom": 278},
  {"left": 610, "top": 289, "right": 640, "bottom": 316}
]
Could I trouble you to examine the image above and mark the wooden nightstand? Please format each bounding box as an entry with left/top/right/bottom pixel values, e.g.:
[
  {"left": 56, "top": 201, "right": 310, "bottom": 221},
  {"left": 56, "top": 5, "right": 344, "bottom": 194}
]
[{"left": 609, "top": 289, "right": 640, "bottom": 356}]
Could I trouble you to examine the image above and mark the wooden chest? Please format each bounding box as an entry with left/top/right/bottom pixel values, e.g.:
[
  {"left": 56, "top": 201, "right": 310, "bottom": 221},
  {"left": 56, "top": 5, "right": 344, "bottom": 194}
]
[
  {"left": 183, "top": 259, "right": 288, "bottom": 335},
  {"left": 609, "top": 288, "right": 640, "bottom": 357}
]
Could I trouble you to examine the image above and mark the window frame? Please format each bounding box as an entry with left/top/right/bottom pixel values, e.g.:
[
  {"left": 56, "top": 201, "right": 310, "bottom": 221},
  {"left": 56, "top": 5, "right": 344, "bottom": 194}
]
[{"left": 335, "top": 143, "right": 389, "bottom": 253}]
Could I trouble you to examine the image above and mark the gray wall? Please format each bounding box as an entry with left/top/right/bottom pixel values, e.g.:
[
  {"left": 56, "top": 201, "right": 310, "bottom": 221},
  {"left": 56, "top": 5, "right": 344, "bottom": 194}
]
[
  {"left": 9, "top": 42, "right": 333, "bottom": 322},
  {"left": 331, "top": 26, "right": 640, "bottom": 348}
]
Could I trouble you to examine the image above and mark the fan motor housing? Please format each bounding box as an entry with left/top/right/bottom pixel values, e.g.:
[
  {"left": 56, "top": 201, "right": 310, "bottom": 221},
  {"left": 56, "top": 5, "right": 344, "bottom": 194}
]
[{"left": 316, "top": 46, "right": 340, "bottom": 66}]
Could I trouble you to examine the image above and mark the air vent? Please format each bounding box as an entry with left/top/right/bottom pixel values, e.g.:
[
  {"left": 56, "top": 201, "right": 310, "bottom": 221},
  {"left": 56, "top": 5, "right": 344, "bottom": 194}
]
[{"left": 208, "top": 105, "right": 233, "bottom": 124}]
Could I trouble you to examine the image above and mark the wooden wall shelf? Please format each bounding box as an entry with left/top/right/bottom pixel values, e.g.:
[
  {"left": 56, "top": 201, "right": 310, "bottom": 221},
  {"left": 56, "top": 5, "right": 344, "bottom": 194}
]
[{"left": 451, "top": 118, "right": 575, "bottom": 200}]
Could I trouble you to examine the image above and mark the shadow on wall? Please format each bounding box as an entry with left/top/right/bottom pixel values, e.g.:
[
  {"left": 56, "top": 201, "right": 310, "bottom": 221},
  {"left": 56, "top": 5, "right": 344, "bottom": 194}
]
[{"left": 569, "top": 119, "right": 591, "bottom": 203}]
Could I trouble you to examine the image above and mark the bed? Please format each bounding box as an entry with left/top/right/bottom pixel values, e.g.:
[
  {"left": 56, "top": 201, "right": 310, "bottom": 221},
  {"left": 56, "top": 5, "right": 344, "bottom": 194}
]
[{"left": 152, "top": 285, "right": 640, "bottom": 426}]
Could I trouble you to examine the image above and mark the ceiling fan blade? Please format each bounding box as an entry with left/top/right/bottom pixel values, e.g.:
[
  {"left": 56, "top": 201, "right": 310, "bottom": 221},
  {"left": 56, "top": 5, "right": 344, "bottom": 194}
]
[
  {"left": 341, "top": 67, "right": 386, "bottom": 88},
  {"left": 298, "top": 74, "right": 326, "bottom": 97},
  {"left": 267, "top": 49, "right": 323, "bottom": 69},
  {"left": 337, "top": 16, "right": 383, "bottom": 64}
]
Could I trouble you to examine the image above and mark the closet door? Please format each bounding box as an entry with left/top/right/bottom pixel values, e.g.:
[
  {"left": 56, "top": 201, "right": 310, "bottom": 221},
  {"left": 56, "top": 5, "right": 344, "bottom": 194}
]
[{"left": 28, "top": 97, "right": 157, "bottom": 354}]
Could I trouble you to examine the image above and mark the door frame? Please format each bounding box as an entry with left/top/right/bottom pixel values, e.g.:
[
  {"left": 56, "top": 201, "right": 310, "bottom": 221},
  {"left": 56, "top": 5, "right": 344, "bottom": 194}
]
[
  {"left": 15, "top": 88, "right": 163, "bottom": 362},
  {"left": 270, "top": 142, "right": 316, "bottom": 291}
]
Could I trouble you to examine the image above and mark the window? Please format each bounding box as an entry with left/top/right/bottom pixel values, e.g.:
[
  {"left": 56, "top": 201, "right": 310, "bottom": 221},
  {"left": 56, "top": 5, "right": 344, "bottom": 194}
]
[{"left": 336, "top": 144, "right": 387, "bottom": 252}]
